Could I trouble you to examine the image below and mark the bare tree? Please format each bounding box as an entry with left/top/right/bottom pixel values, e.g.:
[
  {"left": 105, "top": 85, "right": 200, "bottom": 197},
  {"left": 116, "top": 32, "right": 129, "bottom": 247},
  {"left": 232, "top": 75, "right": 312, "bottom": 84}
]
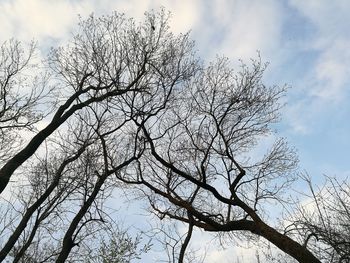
[
  {"left": 117, "top": 57, "right": 321, "bottom": 262},
  {"left": 284, "top": 175, "right": 350, "bottom": 262},
  {"left": 0, "top": 117, "right": 147, "bottom": 262},
  {"left": 147, "top": 219, "right": 204, "bottom": 263},
  {"left": 0, "top": 120, "right": 94, "bottom": 261},
  {"left": 0, "top": 142, "right": 88, "bottom": 262},
  {"left": 85, "top": 226, "right": 152, "bottom": 263},
  {"left": 0, "top": 9, "right": 196, "bottom": 194},
  {"left": 0, "top": 9, "right": 330, "bottom": 263},
  {"left": 1, "top": 10, "right": 197, "bottom": 261},
  {"left": 0, "top": 39, "right": 47, "bottom": 165}
]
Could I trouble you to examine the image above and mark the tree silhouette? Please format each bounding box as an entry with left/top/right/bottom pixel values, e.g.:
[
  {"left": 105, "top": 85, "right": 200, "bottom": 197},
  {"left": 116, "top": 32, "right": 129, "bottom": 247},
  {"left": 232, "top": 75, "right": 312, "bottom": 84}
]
[{"left": 0, "top": 9, "right": 325, "bottom": 262}]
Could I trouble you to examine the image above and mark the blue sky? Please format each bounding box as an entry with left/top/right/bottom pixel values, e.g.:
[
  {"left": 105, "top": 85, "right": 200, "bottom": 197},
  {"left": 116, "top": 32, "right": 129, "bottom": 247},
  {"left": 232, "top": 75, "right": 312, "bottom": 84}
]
[{"left": 1, "top": 0, "right": 349, "bottom": 261}]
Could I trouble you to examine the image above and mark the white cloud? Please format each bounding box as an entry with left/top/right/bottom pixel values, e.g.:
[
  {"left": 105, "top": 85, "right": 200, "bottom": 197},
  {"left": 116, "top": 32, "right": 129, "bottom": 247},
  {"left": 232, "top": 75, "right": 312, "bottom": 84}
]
[
  {"left": 0, "top": 0, "right": 200, "bottom": 44},
  {"left": 280, "top": 0, "right": 350, "bottom": 134},
  {"left": 0, "top": 0, "right": 283, "bottom": 64},
  {"left": 151, "top": 0, "right": 199, "bottom": 34},
  {"left": 284, "top": 101, "right": 311, "bottom": 135},
  {"left": 288, "top": 0, "right": 350, "bottom": 101},
  {"left": 289, "top": 0, "right": 350, "bottom": 40},
  {"left": 188, "top": 229, "right": 268, "bottom": 263},
  {"left": 212, "top": 0, "right": 283, "bottom": 61},
  {"left": 312, "top": 40, "right": 350, "bottom": 100},
  {"left": 206, "top": 246, "right": 258, "bottom": 263},
  {"left": 0, "top": 0, "right": 88, "bottom": 42}
]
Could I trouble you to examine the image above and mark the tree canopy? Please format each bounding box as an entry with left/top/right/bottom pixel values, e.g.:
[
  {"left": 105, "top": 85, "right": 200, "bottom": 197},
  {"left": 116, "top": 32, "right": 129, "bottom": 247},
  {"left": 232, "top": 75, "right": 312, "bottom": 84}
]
[{"left": 0, "top": 9, "right": 346, "bottom": 263}]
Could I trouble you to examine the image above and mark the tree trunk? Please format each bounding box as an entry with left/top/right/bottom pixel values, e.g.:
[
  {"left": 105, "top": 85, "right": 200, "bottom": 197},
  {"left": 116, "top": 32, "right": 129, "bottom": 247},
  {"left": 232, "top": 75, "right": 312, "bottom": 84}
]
[
  {"left": 0, "top": 149, "right": 84, "bottom": 261},
  {"left": 55, "top": 178, "right": 105, "bottom": 263},
  {"left": 254, "top": 221, "right": 321, "bottom": 263}
]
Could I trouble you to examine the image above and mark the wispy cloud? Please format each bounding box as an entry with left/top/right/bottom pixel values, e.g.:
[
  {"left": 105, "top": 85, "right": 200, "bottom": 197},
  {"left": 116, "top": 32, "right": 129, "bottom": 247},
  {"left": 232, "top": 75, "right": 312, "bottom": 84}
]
[
  {"left": 0, "top": 0, "right": 88, "bottom": 42},
  {"left": 214, "top": 0, "right": 283, "bottom": 61},
  {"left": 289, "top": 0, "right": 350, "bottom": 99}
]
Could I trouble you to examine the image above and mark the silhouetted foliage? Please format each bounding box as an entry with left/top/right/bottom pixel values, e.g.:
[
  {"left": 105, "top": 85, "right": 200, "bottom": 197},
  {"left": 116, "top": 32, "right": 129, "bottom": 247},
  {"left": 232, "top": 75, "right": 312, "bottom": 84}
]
[{"left": 0, "top": 9, "right": 332, "bottom": 263}]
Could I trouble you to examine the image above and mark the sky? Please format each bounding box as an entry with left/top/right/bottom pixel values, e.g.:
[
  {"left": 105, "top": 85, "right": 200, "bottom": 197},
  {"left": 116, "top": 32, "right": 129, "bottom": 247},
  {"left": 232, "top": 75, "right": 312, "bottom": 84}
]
[{"left": 1, "top": 0, "right": 349, "bottom": 262}]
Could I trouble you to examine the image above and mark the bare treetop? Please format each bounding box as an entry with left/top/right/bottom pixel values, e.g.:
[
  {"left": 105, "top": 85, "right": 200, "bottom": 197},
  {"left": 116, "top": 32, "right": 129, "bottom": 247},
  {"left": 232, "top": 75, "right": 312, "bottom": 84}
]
[{"left": 0, "top": 10, "right": 326, "bottom": 263}]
